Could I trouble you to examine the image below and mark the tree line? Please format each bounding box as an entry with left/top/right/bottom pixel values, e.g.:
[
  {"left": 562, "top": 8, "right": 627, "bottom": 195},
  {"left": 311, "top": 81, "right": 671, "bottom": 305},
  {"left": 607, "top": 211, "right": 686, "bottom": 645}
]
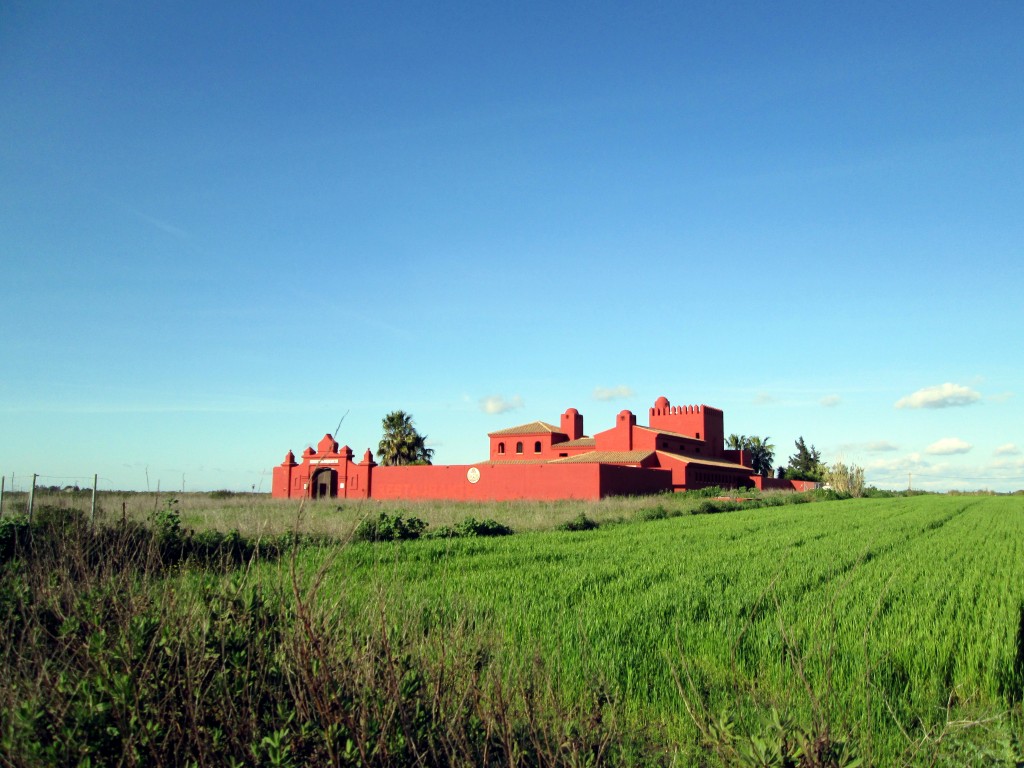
[{"left": 726, "top": 434, "right": 826, "bottom": 481}]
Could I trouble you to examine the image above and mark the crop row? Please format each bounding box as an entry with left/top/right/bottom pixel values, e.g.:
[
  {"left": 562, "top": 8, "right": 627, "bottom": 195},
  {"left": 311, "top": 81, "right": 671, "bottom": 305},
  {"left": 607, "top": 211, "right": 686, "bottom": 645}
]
[{"left": 292, "top": 495, "right": 1024, "bottom": 763}]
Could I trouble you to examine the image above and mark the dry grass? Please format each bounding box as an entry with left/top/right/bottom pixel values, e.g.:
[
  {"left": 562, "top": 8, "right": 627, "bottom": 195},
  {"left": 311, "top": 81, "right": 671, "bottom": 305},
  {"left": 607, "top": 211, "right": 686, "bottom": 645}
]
[{"left": 2, "top": 489, "right": 703, "bottom": 539}]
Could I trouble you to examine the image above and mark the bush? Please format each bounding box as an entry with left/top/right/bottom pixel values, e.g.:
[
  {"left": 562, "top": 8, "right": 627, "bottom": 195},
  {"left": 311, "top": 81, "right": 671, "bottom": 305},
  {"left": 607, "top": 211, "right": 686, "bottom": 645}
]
[
  {"left": 427, "top": 517, "right": 515, "bottom": 539},
  {"left": 636, "top": 506, "right": 675, "bottom": 522},
  {"left": 685, "top": 485, "right": 725, "bottom": 499},
  {"left": 556, "top": 513, "right": 599, "bottom": 532},
  {"left": 692, "top": 501, "right": 722, "bottom": 515},
  {"left": 354, "top": 512, "right": 428, "bottom": 542},
  {"left": 456, "top": 517, "right": 514, "bottom": 537},
  {"left": 152, "top": 499, "right": 186, "bottom": 560},
  {"left": 191, "top": 529, "right": 254, "bottom": 564},
  {"left": 826, "top": 461, "right": 866, "bottom": 497},
  {"left": 0, "top": 515, "right": 30, "bottom": 563}
]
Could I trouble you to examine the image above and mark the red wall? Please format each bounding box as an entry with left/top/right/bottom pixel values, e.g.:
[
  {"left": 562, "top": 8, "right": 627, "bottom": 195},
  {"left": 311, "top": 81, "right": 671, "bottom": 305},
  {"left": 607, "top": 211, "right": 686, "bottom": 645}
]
[
  {"left": 752, "top": 477, "right": 820, "bottom": 492},
  {"left": 367, "top": 462, "right": 672, "bottom": 501},
  {"left": 597, "top": 464, "right": 673, "bottom": 496}
]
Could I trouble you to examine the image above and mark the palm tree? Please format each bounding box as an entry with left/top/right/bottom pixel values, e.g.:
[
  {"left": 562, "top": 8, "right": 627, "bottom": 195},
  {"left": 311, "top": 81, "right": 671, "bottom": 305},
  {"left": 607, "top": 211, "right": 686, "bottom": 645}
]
[
  {"left": 377, "top": 411, "right": 434, "bottom": 466},
  {"left": 725, "top": 434, "right": 747, "bottom": 450},
  {"left": 724, "top": 434, "right": 775, "bottom": 476},
  {"left": 746, "top": 435, "right": 775, "bottom": 477}
]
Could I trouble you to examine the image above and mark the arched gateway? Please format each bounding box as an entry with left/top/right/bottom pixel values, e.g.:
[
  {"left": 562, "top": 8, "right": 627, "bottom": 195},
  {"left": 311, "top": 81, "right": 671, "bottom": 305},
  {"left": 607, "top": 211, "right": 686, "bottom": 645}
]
[{"left": 310, "top": 467, "right": 337, "bottom": 498}]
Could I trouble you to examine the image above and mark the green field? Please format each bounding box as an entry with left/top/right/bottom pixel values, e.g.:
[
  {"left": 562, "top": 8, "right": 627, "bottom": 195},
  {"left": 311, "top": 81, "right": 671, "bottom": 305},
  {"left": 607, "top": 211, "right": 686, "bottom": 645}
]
[{"left": 2, "top": 492, "right": 1022, "bottom": 766}]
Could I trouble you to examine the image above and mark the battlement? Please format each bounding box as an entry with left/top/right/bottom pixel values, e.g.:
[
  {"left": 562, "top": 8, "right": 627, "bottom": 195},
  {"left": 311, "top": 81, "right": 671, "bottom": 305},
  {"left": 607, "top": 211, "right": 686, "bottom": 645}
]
[
  {"left": 649, "top": 403, "right": 708, "bottom": 418},
  {"left": 647, "top": 396, "right": 724, "bottom": 455}
]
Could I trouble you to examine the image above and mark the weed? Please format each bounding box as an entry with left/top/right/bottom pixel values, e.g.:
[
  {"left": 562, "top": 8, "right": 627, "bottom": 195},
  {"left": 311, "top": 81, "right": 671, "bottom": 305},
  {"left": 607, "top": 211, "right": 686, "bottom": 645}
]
[
  {"left": 637, "top": 505, "right": 675, "bottom": 522},
  {"left": 427, "top": 516, "right": 514, "bottom": 538},
  {"left": 556, "top": 513, "right": 599, "bottom": 531},
  {"left": 353, "top": 511, "right": 428, "bottom": 542}
]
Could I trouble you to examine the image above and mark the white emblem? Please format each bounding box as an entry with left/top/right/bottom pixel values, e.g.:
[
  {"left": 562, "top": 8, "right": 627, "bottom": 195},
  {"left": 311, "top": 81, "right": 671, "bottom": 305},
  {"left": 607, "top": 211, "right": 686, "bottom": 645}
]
[{"left": 467, "top": 467, "right": 481, "bottom": 484}]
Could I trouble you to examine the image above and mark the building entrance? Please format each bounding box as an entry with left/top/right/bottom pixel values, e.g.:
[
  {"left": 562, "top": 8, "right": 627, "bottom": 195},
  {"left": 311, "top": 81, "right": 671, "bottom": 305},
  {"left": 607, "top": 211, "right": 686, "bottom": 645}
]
[{"left": 311, "top": 468, "right": 337, "bottom": 498}]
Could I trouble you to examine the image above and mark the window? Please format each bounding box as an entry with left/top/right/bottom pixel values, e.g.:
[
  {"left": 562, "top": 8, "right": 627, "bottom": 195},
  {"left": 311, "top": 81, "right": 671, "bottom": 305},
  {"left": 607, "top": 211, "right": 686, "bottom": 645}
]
[
  {"left": 696, "top": 432, "right": 700, "bottom": 439},
  {"left": 559, "top": 453, "right": 568, "bottom": 458},
  {"left": 534, "top": 440, "right": 542, "bottom": 453},
  {"left": 516, "top": 441, "right": 523, "bottom": 454},
  {"left": 497, "top": 442, "right": 505, "bottom": 455}
]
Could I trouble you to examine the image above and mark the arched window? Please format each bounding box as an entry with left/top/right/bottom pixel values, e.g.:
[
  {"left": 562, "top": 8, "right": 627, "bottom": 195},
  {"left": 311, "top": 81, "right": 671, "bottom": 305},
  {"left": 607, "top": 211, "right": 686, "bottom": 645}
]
[
  {"left": 534, "top": 440, "right": 542, "bottom": 453},
  {"left": 516, "top": 441, "right": 524, "bottom": 454},
  {"left": 497, "top": 442, "right": 505, "bottom": 454}
]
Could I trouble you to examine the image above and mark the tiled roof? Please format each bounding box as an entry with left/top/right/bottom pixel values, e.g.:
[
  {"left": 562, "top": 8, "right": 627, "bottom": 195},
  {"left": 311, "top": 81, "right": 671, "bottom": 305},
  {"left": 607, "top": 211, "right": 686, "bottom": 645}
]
[
  {"left": 474, "top": 459, "right": 550, "bottom": 465},
  {"left": 488, "top": 421, "right": 562, "bottom": 437},
  {"left": 655, "top": 451, "right": 751, "bottom": 471},
  {"left": 635, "top": 425, "right": 695, "bottom": 439},
  {"left": 549, "top": 450, "right": 655, "bottom": 465},
  {"left": 552, "top": 437, "right": 596, "bottom": 448}
]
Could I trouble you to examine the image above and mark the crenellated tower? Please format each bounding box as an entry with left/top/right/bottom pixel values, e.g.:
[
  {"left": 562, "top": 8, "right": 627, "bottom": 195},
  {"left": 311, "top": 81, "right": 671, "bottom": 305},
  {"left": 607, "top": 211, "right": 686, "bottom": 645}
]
[{"left": 648, "top": 396, "right": 724, "bottom": 456}]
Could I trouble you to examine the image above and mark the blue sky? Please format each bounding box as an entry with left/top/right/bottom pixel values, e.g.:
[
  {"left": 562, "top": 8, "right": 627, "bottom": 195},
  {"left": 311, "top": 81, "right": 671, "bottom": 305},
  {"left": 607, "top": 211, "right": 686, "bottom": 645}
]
[{"left": 2, "top": 1, "right": 1022, "bottom": 493}]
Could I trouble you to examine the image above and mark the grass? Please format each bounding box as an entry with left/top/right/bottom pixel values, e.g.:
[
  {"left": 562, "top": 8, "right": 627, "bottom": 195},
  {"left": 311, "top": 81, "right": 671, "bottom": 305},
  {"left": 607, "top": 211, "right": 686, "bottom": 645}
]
[
  {"left": 2, "top": 491, "right": 1022, "bottom": 765},
  {"left": 1, "top": 486, "right": 784, "bottom": 539}
]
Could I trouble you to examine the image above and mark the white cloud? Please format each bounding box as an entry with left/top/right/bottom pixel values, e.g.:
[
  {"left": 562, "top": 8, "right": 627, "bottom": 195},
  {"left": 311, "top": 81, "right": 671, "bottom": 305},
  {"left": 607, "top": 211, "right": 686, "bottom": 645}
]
[
  {"left": 863, "top": 451, "right": 1024, "bottom": 493},
  {"left": 753, "top": 392, "right": 776, "bottom": 405},
  {"left": 866, "top": 452, "right": 927, "bottom": 471},
  {"left": 895, "top": 383, "right": 981, "bottom": 409},
  {"left": 994, "top": 443, "right": 1020, "bottom": 456},
  {"left": 820, "top": 395, "right": 841, "bottom": 407},
  {"left": 480, "top": 394, "right": 524, "bottom": 415},
  {"left": 865, "top": 440, "right": 899, "bottom": 452},
  {"left": 926, "top": 437, "right": 973, "bottom": 455},
  {"left": 593, "top": 385, "right": 634, "bottom": 402}
]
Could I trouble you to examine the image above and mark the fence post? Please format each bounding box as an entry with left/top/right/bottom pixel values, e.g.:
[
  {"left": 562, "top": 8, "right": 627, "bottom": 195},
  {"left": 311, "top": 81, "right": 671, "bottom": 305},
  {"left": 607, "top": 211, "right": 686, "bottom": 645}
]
[
  {"left": 27, "top": 473, "right": 37, "bottom": 524},
  {"left": 91, "top": 473, "right": 98, "bottom": 524}
]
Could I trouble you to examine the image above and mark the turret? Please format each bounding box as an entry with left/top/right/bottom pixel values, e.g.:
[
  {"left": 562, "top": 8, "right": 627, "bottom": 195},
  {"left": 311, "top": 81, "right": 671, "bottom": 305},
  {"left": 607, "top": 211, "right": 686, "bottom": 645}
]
[
  {"left": 317, "top": 433, "right": 339, "bottom": 454},
  {"left": 560, "top": 408, "right": 584, "bottom": 441}
]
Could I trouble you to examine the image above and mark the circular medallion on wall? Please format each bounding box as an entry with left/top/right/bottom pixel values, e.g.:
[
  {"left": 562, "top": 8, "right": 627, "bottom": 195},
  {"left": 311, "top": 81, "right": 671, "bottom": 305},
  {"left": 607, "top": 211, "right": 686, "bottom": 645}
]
[{"left": 467, "top": 467, "right": 481, "bottom": 484}]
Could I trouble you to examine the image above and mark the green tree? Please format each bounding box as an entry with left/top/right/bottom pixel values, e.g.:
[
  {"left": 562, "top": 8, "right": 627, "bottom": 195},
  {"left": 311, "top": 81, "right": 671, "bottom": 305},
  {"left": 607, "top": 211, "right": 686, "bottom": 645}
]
[
  {"left": 784, "top": 437, "right": 824, "bottom": 481},
  {"left": 377, "top": 411, "right": 434, "bottom": 466},
  {"left": 724, "top": 434, "right": 775, "bottom": 477},
  {"left": 746, "top": 435, "right": 775, "bottom": 477}
]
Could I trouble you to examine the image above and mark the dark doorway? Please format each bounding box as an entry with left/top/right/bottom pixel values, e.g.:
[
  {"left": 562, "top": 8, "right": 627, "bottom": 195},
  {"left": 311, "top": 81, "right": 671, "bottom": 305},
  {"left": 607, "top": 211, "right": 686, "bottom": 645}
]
[{"left": 311, "top": 468, "right": 337, "bottom": 499}]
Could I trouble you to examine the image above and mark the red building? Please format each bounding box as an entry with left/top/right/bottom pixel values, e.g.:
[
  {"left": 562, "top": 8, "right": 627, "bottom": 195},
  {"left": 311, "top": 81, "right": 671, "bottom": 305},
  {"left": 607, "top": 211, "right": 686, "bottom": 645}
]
[{"left": 271, "top": 395, "right": 814, "bottom": 501}]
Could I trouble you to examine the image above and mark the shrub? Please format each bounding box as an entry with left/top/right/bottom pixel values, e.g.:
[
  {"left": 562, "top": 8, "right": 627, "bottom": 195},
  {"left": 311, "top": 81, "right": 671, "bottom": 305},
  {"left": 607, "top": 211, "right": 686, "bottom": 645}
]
[
  {"left": 191, "top": 528, "right": 254, "bottom": 564},
  {"left": 685, "top": 485, "right": 725, "bottom": 499},
  {"left": 556, "top": 513, "right": 599, "bottom": 532},
  {"left": 354, "top": 512, "right": 428, "bottom": 542},
  {"left": 692, "top": 501, "right": 722, "bottom": 515},
  {"left": 636, "top": 506, "right": 672, "bottom": 522},
  {"left": 426, "top": 517, "right": 515, "bottom": 539},
  {"left": 455, "top": 517, "right": 513, "bottom": 537},
  {"left": 0, "top": 515, "right": 30, "bottom": 563},
  {"left": 827, "top": 461, "right": 866, "bottom": 498},
  {"left": 152, "top": 499, "right": 185, "bottom": 560}
]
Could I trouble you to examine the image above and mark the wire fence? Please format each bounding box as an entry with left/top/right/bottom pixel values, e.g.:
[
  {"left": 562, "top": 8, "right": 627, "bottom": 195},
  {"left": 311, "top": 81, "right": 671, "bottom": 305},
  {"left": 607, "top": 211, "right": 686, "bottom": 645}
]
[{"left": 0, "top": 473, "right": 103, "bottom": 524}]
